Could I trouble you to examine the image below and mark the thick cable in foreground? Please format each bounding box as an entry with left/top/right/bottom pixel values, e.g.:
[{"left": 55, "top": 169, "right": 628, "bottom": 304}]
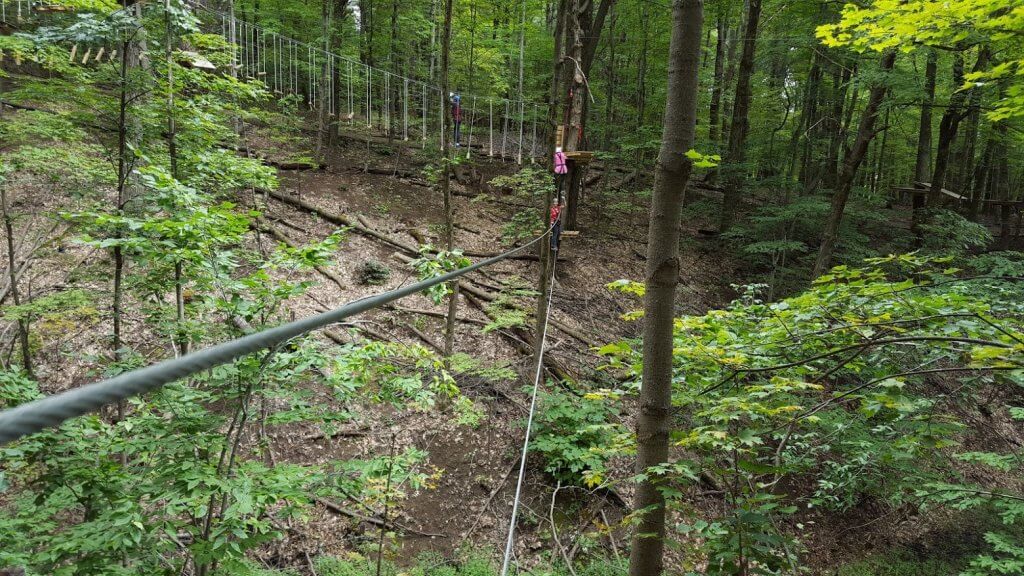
[
  {"left": 500, "top": 242, "right": 559, "bottom": 576},
  {"left": 0, "top": 229, "right": 551, "bottom": 445}
]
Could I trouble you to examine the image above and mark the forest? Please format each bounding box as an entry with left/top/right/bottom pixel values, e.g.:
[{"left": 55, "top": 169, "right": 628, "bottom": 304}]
[{"left": 0, "top": 0, "right": 1022, "bottom": 574}]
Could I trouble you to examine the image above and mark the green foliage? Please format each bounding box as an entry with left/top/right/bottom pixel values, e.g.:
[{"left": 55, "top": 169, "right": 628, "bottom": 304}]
[
  {"left": 481, "top": 279, "right": 537, "bottom": 333},
  {"left": 411, "top": 245, "right": 472, "bottom": 304},
  {"left": 919, "top": 210, "right": 993, "bottom": 256},
  {"left": 358, "top": 260, "right": 392, "bottom": 286},
  {"left": 489, "top": 167, "right": 551, "bottom": 203},
  {"left": 501, "top": 209, "right": 545, "bottom": 246},
  {"left": 601, "top": 253, "right": 1024, "bottom": 571},
  {"left": 818, "top": 0, "right": 1024, "bottom": 121},
  {"left": 447, "top": 352, "right": 517, "bottom": 383},
  {"left": 532, "top": 388, "right": 625, "bottom": 487}
]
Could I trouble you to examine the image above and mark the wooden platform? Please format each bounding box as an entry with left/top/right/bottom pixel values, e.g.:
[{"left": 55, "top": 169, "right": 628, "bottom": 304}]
[{"left": 564, "top": 151, "right": 594, "bottom": 164}]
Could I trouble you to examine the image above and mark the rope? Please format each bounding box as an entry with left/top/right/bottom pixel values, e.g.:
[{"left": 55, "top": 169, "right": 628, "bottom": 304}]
[
  {"left": 500, "top": 233, "right": 560, "bottom": 576},
  {"left": 0, "top": 227, "right": 554, "bottom": 446},
  {"left": 466, "top": 95, "right": 477, "bottom": 160}
]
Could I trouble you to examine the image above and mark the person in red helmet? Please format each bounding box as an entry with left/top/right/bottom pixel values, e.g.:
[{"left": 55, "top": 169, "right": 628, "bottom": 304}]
[{"left": 550, "top": 199, "right": 563, "bottom": 252}]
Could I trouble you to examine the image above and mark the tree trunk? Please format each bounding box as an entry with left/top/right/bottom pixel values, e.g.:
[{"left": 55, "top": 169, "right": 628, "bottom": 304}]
[
  {"left": 928, "top": 52, "right": 967, "bottom": 205},
  {"left": 439, "top": 0, "right": 457, "bottom": 360},
  {"left": 708, "top": 15, "right": 726, "bottom": 149},
  {"left": 914, "top": 50, "right": 937, "bottom": 183},
  {"left": 628, "top": 1, "right": 703, "bottom": 575},
  {"left": 909, "top": 50, "right": 937, "bottom": 233},
  {"left": 561, "top": 0, "right": 615, "bottom": 231},
  {"left": 317, "top": 0, "right": 335, "bottom": 156},
  {"left": 824, "top": 60, "right": 853, "bottom": 190},
  {"left": 0, "top": 184, "right": 32, "bottom": 379},
  {"left": 968, "top": 135, "right": 992, "bottom": 221},
  {"left": 811, "top": 51, "right": 896, "bottom": 279},
  {"left": 561, "top": 0, "right": 585, "bottom": 230},
  {"left": 718, "top": 0, "right": 762, "bottom": 232},
  {"left": 951, "top": 47, "right": 989, "bottom": 193},
  {"left": 534, "top": 0, "right": 568, "bottom": 368}
]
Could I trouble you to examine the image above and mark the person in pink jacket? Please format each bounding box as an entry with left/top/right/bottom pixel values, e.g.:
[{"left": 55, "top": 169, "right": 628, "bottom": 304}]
[{"left": 554, "top": 147, "right": 568, "bottom": 175}]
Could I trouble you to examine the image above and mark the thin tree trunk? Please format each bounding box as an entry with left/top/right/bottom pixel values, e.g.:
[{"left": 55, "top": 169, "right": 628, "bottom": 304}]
[
  {"left": 951, "top": 47, "right": 989, "bottom": 193},
  {"left": 824, "top": 60, "right": 852, "bottom": 190},
  {"left": 0, "top": 184, "right": 31, "bottom": 378},
  {"left": 812, "top": 51, "right": 896, "bottom": 279},
  {"left": 968, "top": 135, "right": 992, "bottom": 221},
  {"left": 628, "top": 1, "right": 703, "bottom": 575},
  {"left": 910, "top": 50, "right": 937, "bottom": 232},
  {"left": 718, "top": 0, "right": 762, "bottom": 232},
  {"left": 708, "top": 15, "right": 726, "bottom": 149}
]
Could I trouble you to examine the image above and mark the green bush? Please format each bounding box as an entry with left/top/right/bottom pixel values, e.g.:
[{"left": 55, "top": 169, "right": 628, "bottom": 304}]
[
  {"left": 359, "top": 260, "right": 392, "bottom": 285},
  {"left": 532, "top": 388, "right": 623, "bottom": 487}
]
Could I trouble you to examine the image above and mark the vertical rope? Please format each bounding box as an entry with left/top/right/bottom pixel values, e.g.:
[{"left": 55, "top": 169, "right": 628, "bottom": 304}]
[
  {"left": 517, "top": 100, "right": 525, "bottom": 165},
  {"left": 329, "top": 55, "right": 335, "bottom": 117},
  {"left": 530, "top": 104, "right": 538, "bottom": 162},
  {"left": 499, "top": 243, "right": 559, "bottom": 576},
  {"left": 403, "top": 78, "right": 409, "bottom": 141},
  {"left": 366, "top": 66, "right": 372, "bottom": 127},
  {"left": 466, "top": 96, "right": 477, "bottom": 160},
  {"left": 421, "top": 82, "right": 427, "bottom": 146},
  {"left": 501, "top": 99, "right": 509, "bottom": 160},
  {"left": 347, "top": 60, "right": 354, "bottom": 118},
  {"left": 489, "top": 99, "right": 494, "bottom": 157},
  {"left": 384, "top": 72, "right": 390, "bottom": 135}
]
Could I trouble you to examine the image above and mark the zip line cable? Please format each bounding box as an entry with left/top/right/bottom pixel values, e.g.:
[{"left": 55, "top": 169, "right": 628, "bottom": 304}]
[
  {"left": 0, "top": 226, "right": 555, "bottom": 446},
  {"left": 500, "top": 239, "right": 560, "bottom": 576}
]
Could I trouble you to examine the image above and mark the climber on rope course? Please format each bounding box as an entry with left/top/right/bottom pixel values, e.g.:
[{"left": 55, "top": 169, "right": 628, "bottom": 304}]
[
  {"left": 551, "top": 146, "right": 568, "bottom": 252},
  {"left": 450, "top": 90, "right": 463, "bottom": 148}
]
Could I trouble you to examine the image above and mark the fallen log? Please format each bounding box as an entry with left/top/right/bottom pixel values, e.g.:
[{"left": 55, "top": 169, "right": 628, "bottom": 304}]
[
  {"left": 267, "top": 190, "right": 420, "bottom": 254},
  {"left": 352, "top": 166, "right": 418, "bottom": 179},
  {"left": 315, "top": 497, "right": 445, "bottom": 538},
  {"left": 266, "top": 159, "right": 327, "bottom": 171},
  {"left": 386, "top": 305, "right": 489, "bottom": 327}
]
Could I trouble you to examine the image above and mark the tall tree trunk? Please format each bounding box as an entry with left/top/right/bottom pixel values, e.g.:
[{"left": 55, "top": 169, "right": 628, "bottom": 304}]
[
  {"left": 628, "top": 1, "right": 703, "bottom": 575},
  {"left": 562, "top": 2, "right": 586, "bottom": 231},
  {"left": 812, "top": 51, "right": 896, "bottom": 279},
  {"left": 951, "top": 47, "right": 989, "bottom": 193},
  {"left": 561, "top": 0, "right": 615, "bottom": 230},
  {"left": 718, "top": 0, "right": 762, "bottom": 232},
  {"left": 909, "top": 50, "right": 937, "bottom": 233},
  {"left": 439, "top": 0, "right": 458, "bottom": 360},
  {"left": 928, "top": 52, "right": 967, "bottom": 205},
  {"left": 534, "top": 0, "right": 568, "bottom": 368},
  {"left": 165, "top": 0, "right": 188, "bottom": 357},
  {"left": 386, "top": 0, "right": 399, "bottom": 141},
  {"left": 914, "top": 50, "right": 938, "bottom": 183},
  {"left": 719, "top": 12, "right": 740, "bottom": 148},
  {"left": 113, "top": 0, "right": 144, "bottom": 422},
  {"left": 824, "top": 59, "right": 853, "bottom": 190},
  {"left": 708, "top": 15, "right": 726, "bottom": 149},
  {"left": 968, "top": 135, "right": 992, "bottom": 221},
  {"left": 797, "top": 52, "right": 823, "bottom": 188}
]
